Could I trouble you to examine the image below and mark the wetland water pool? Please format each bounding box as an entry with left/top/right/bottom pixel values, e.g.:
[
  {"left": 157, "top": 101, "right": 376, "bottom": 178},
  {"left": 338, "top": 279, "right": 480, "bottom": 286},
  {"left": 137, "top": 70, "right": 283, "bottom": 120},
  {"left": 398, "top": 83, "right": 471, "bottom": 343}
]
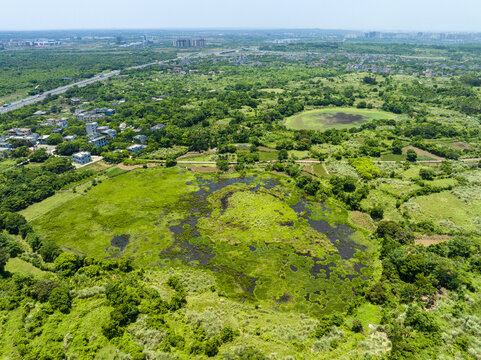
[
  {"left": 161, "top": 175, "right": 374, "bottom": 313},
  {"left": 32, "top": 168, "right": 374, "bottom": 313}
]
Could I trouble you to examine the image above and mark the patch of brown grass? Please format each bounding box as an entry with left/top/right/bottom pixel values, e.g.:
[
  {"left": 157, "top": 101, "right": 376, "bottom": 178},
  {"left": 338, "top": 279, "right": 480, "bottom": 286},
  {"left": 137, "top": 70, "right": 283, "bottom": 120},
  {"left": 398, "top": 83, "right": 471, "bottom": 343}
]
[
  {"left": 350, "top": 211, "right": 376, "bottom": 232},
  {"left": 452, "top": 141, "right": 474, "bottom": 150},
  {"left": 258, "top": 146, "right": 276, "bottom": 152},
  {"left": 188, "top": 166, "right": 220, "bottom": 173},
  {"left": 415, "top": 235, "right": 452, "bottom": 247}
]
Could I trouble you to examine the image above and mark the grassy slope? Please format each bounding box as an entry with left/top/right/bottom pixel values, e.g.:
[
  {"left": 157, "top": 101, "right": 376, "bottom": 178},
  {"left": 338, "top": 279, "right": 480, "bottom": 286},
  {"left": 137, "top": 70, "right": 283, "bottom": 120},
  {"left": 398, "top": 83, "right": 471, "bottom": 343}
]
[
  {"left": 19, "top": 191, "right": 80, "bottom": 222},
  {"left": 5, "top": 258, "right": 49, "bottom": 278}
]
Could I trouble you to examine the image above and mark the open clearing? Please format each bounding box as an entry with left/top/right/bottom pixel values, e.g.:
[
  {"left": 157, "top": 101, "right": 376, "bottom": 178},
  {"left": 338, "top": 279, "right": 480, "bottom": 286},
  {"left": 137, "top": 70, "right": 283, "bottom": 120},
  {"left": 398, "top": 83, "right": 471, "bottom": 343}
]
[{"left": 284, "top": 107, "right": 395, "bottom": 130}]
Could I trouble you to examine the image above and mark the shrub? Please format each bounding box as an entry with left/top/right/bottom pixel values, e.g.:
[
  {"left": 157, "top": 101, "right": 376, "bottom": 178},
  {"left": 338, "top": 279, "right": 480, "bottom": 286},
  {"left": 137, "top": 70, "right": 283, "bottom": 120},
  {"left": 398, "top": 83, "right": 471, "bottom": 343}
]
[
  {"left": 0, "top": 232, "right": 23, "bottom": 257},
  {"left": 165, "top": 156, "right": 177, "bottom": 167},
  {"left": 365, "top": 282, "right": 388, "bottom": 304},
  {"left": 369, "top": 205, "right": 384, "bottom": 220},
  {"left": 30, "top": 279, "right": 59, "bottom": 302},
  {"left": 278, "top": 149, "right": 288, "bottom": 161},
  {"left": 49, "top": 286, "right": 72, "bottom": 313},
  {"left": 204, "top": 337, "right": 220, "bottom": 357},
  {"left": 216, "top": 159, "right": 229, "bottom": 172},
  {"left": 54, "top": 253, "right": 82, "bottom": 277},
  {"left": 406, "top": 149, "right": 417, "bottom": 162},
  {"left": 220, "top": 326, "right": 237, "bottom": 343},
  {"left": 350, "top": 158, "right": 381, "bottom": 180},
  {"left": 29, "top": 148, "right": 49, "bottom": 163},
  {"left": 419, "top": 167, "right": 435, "bottom": 180},
  {"left": 404, "top": 305, "right": 440, "bottom": 333},
  {"left": 39, "top": 240, "right": 62, "bottom": 262},
  {"left": 42, "top": 157, "right": 74, "bottom": 174},
  {"left": 352, "top": 319, "right": 364, "bottom": 333},
  {"left": 0, "top": 248, "right": 9, "bottom": 273}
]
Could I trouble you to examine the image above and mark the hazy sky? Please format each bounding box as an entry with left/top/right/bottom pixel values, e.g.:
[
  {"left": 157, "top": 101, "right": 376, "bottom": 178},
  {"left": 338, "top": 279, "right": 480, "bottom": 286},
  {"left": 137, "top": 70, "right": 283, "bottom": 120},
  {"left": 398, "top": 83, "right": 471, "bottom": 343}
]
[{"left": 1, "top": 0, "right": 480, "bottom": 32}]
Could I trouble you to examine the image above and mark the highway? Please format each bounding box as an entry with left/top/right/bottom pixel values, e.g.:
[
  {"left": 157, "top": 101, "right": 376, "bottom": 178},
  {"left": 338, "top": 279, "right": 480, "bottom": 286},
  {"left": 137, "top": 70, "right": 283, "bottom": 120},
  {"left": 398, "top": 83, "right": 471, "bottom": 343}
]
[
  {"left": 0, "top": 61, "right": 160, "bottom": 115},
  {"left": 0, "top": 49, "right": 244, "bottom": 115}
]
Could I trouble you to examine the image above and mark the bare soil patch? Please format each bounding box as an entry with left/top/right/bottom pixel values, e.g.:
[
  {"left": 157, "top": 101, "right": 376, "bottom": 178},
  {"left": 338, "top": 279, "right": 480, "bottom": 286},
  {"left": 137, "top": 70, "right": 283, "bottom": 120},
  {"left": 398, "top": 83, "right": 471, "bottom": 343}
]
[
  {"left": 403, "top": 145, "right": 445, "bottom": 161},
  {"left": 452, "top": 141, "right": 473, "bottom": 150},
  {"left": 189, "top": 166, "right": 221, "bottom": 173},
  {"left": 415, "top": 235, "right": 452, "bottom": 246}
]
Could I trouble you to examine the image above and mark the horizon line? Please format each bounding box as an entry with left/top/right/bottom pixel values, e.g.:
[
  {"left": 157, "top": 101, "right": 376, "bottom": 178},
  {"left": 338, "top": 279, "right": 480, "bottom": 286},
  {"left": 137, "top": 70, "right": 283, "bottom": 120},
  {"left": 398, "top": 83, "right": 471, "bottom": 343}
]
[{"left": 0, "top": 27, "right": 480, "bottom": 34}]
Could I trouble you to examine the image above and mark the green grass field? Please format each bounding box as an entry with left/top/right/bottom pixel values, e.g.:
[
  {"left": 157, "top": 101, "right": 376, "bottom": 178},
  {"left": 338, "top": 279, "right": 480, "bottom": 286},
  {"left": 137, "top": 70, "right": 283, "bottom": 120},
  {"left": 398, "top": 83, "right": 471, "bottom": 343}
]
[
  {"left": 5, "top": 258, "right": 49, "bottom": 278},
  {"left": 313, "top": 163, "right": 329, "bottom": 176},
  {"left": 258, "top": 150, "right": 279, "bottom": 161},
  {"left": 32, "top": 168, "right": 198, "bottom": 265},
  {"left": 19, "top": 191, "right": 80, "bottom": 222},
  {"left": 380, "top": 154, "right": 406, "bottom": 161},
  {"left": 404, "top": 191, "right": 481, "bottom": 234},
  {"left": 284, "top": 107, "right": 396, "bottom": 130}
]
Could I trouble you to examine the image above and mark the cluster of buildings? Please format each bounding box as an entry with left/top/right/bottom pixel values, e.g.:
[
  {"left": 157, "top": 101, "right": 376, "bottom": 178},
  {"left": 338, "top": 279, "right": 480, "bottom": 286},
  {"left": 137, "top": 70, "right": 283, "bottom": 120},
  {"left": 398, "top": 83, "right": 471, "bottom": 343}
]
[
  {"left": 1, "top": 103, "right": 165, "bottom": 164},
  {"left": 75, "top": 108, "right": 115, "bottom": 122},
  {"left": 361, "top": 31, "right": 481, "bottom": 43},
  {"left": 71, "top": 123, "right": 165, "bottom": 165},
  {"left": 0, "top": 126, "right": 76, "bottom": 154},
  {"left": 39, "top": 117, "right": 69, "bottom": 132},
  {"left": 173, "top": 39, "right": 206, "bottom": 48},
  {"left": 0, "top": 128, "right": 36, "bottom": 157},
  {"left": 4, "top": 128, "right": 37, "bottom": 144},
  {"left": 85, "top": 123, "right": 115, "bottom": 148},
  {"left": 0, "top": 40, "right": 62, "bottom": 48}
]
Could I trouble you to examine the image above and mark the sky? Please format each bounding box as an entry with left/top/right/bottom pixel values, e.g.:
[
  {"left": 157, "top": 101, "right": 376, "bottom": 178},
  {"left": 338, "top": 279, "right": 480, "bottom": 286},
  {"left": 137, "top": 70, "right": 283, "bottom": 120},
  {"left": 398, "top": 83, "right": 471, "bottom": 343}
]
[{"left": 0, "top": 0, "right": 480, "bottom": 32}]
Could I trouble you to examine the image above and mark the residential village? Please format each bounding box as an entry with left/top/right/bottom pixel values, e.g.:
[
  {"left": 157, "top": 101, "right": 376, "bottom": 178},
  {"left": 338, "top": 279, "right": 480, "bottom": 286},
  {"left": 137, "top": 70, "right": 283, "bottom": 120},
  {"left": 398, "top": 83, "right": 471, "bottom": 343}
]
[{"left": 0, "top": 106, "right": 164, "bottom": 166}]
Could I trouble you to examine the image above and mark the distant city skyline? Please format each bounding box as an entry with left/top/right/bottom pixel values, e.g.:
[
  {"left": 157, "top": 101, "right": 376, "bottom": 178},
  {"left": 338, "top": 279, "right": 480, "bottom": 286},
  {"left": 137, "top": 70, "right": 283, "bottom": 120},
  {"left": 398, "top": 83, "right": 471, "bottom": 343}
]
[{"left": 1, "top": 0, "right": 480, "bottom": 32}]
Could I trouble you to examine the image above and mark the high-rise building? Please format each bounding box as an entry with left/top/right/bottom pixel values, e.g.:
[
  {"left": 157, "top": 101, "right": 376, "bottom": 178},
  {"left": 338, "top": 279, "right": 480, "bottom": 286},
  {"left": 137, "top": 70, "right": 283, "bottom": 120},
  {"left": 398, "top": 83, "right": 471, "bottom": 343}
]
[
  {"left": 191, "top": 39, "right": 206, "bottom": 47},
  {"left": 173, "top": 39, "right": 206, "bottom": 48}
]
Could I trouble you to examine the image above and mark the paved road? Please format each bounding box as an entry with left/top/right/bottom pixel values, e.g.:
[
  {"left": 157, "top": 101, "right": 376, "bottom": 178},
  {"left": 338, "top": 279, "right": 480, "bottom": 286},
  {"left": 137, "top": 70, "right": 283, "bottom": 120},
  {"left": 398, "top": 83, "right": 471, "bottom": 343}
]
[
  {"left": 0, "top": 49, "right": 233, "bottom": 116},
  {"left": 0, "top": 61, "right": 161, "bottom": 115},
  {"left": 0, "top": 71, "right": 121, "bottom": 114},
  {"left": 0, "top": 48, "right": 240, "bottom": 115}
]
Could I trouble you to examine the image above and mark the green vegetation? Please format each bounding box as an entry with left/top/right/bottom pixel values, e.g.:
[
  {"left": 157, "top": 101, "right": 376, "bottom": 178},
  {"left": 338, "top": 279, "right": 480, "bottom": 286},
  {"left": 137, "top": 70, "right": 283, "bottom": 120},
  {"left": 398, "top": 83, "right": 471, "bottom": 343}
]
[{"left": 1, "top": 32, "right": 481, "bottom": 359}]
